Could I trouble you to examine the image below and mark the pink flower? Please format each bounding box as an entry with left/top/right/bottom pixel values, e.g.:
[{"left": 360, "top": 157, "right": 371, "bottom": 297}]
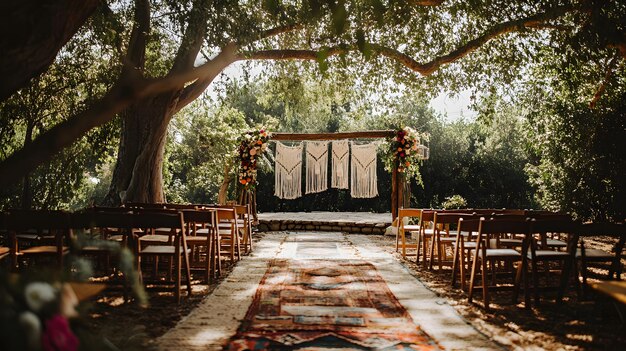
[{"left": 41, "top": 315, "right": 79, "bottom": 351}]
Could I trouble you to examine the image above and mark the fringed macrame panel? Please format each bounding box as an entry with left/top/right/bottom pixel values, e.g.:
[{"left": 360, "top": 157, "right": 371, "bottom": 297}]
[
  {"left": 305, "top": 141, "right": 329, "bottom": 194},
  {"left": 274, "top": 142, "right": 303, "bottom": 199},
  {"left": 331, "top": 140, "right": 349, "bottom": 189},
  {"left": 350, "top": 142, "right": 378, "bottom": 198}
]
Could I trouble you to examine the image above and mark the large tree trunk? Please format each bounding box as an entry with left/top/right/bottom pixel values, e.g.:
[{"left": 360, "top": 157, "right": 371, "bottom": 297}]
[{"left": 123, "top": 93, "right": 180, "bottom": 203}]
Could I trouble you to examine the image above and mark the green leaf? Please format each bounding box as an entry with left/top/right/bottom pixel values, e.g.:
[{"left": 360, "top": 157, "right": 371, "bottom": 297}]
[
  {"left": 263, "top": 0, "right": 280, "bottom": 14},
  {"left": 332, "top": 1, "right": 348, "bottom": 35}
]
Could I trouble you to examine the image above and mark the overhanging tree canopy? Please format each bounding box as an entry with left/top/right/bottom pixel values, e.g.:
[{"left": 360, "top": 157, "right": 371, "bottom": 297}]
[{"left": 0, "top": 0, "right": 624, "bottom": 204}]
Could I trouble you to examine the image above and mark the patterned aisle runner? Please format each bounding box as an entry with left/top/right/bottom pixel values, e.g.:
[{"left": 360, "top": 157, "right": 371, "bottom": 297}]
[{"left": 225, "top": 259, "right": 441, "bottom": 351}]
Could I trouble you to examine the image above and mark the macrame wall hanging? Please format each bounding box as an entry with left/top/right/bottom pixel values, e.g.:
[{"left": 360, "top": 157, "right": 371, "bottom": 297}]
[
  {"left": 274, "top": 142, "right": 303, "bottom": 199},
  {"left": 305, "top": 141, "right": 329, "bottom": 194},
  {"left": 331, "top": 140, "right": 349, "bottom": 189},
  {"left": 350, "top": 142, "right": 378, "bottom": 198}
]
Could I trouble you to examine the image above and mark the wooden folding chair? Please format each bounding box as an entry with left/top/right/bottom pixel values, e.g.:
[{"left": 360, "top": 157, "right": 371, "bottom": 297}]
[
  {"left": 6, "top": 210, "right": 72, "bottom": 271},
  {"left": 416, "top": 210, "right": 435, "bottom": 267},
  {"left": 429, "top": 212, "right": 475, "bottom": 270},
  {"left": 215, "top": 208, "right": 240, "bottom": 264},
  {"left": 182, "top": 209, "right": 219, "bottom": 283},
  {"left": 451, "top": 217, "right": 482, "bottom": 290},
  {"left": 468, "top": 218, "right": 529, "bottom": 310},
  {"left": 574, "top": 223, "right": 626, "bottom": 298},
  {"left": 396, "top": 208, "right": 421, "bottom": 259},
  {"left": 523, "top": 218, "right": 578, "bottom": 306},
  {"left": 133, "top": 211, "right": 192, "bottom": 303}
]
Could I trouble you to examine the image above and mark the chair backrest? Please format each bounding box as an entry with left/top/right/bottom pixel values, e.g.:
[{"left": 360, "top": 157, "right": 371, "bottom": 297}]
[
  {"left": 215, "top": 208, "right": 236, "bottom": 222},
  {"left": 530, "top": 218, "right": 577, "bottom": 234},
  {"left": 478, "top": 218, "right": 531, "bottom": 236},
  {"left": 164, "top": 203, "right": 198, "bottom": 210},
  {"left": 434, "top": 212, "right": 476, "bottom": 226},
  {"left": 5, "top": 210, "right": 71, "bottom": 231},
  {"left": 181, "top": 209, "right": 216, "bottom": 225},
  {"left": 420, "top": 210, "right": 435, "bottom": 222},
  {"left": 124, "top": 202, "right": 167, "bottom": 209},
  {"left": 458, "top": 218, "right": 482, "bottom": 233},
  {"left": 489, "top": 213, "right": 528, "bottom": 221},
  {"left": 132, "top": 212, "right": 185, "bottom": 231},
  {"left": 398, "top": 208, "right": 422, "bottom": 220},
  {"left": 72, "top": 210, "right": 134, "bottom": 230}
]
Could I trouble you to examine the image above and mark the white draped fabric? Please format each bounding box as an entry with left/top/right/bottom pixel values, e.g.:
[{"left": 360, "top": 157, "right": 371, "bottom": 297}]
[
  {"left": 350, "top": 142, "right": 378, "bottom": 198},
  {"left": 274, "top": 142, "right": 303, "bottom": 199},
  {"left": 331, "top": 140, "right": 349, "bottom": 189},
  {"left": 305, "top": 141, "right": 329, "bottom": 194}
]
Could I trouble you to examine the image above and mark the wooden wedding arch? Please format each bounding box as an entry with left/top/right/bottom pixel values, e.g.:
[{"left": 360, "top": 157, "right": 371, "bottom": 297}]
[{"left": 238, "top": 130, "right": 409, "bottom": 221}]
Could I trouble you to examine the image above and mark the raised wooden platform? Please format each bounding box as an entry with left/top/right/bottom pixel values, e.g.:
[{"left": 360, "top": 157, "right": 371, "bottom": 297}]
[{"left": 256, "top": 212, "right": 392, "bottom": 234}]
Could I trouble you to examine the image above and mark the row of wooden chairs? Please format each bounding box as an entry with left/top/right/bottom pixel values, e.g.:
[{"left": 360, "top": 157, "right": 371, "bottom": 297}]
[
  {"left": 0, "top": 203, "right": 255, "bottom": 303},
  {"left": 395, "top": 208, "right": 626, "bottom": 310}
]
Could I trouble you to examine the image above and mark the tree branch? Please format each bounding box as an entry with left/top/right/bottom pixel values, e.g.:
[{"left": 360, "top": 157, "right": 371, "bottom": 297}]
[
  {"left": 377, "top": 5, "right": 575, "bottom": 75},
  {"left": 408, "top": 0, "right": 445, "bottom": 6},
  {"left": 590, "top": 55, "right": 622, "bottom": 108},
  {"left": 0, "top": 44, "right": 239, "bottom": 185}
]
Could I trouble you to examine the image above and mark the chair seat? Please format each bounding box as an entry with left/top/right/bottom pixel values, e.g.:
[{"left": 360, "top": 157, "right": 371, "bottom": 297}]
[
  {"left": 140, "top": 246, "right": 190, "bottom": 255},
  {"left": 499, "top": 238, "right": 523, "bottom": 247},
  {"left": 81, "top": 245, "right": 115, "bottom": 252},
  {"left": 139, "top": 234, "right": 170, "bottom": 243},
  {"left": 479, "top": 249, "right": 521, "bottom": 258},
  {"left": 0, "top": 247, "right": 9, "bottom": 259},
  {"left": 576, "top": 248, "right": 613, "bottom": 259},
  {"left": 16, "top": 234, "right": 40, "bottom": 241},
  {"left": 154, "top": 227, "right": 177, "bottom": 234},
  {"left": 107, "top": 235, "right": 125, "bottom": 242},
  {"left": 454, "top": 241, "right": 477, "bottom": 249},
  {"left": 546, "top": 239, "right": 567, "bottom": 247},
  {"left": 402, "top": 224, "right": 420, "bottom": 231},
  {"left": 186, "top": 236, "right": 210, "bottom": 244},
  {"left": 21, "top": 246, "right": 69, "bottom": 255},
  {"left": 529, "top": 250, "right": 571, "bottom": 259}
]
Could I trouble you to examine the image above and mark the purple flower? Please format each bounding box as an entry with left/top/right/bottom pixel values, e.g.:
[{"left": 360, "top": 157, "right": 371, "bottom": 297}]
[{"left": 41, "top": 315, "right": 79, "bottom": 351}]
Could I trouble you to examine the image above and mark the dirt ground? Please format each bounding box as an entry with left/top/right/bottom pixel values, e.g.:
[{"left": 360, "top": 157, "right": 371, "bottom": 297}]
[{"left": 81, "top": 232, "right": 625, "bottom": 350}]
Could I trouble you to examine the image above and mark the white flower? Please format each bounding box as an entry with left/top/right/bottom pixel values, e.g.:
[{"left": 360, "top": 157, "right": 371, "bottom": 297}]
[
  {"left": 19, "top": 311, "right": 41, "bottom": 349},
  {"left": 24, "top": 282, "right": 56, "bottom": 312}
]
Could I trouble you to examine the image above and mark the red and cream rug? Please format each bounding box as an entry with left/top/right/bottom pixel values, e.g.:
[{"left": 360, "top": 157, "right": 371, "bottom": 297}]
[{"left": 226, "top": 259, "right": 442, "bottom": 350}]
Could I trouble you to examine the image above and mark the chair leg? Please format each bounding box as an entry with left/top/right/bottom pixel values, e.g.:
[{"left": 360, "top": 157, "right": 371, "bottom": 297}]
[
  {"left": 175, "top": 253, "right": 181, "bottom": 304},
  {"left": 428, "top": 233, "right": 436, "bottom": 270},
  {"left": 532, "top": 259, "right": 541, "bottom": 306},
  {"left": 415, "top": 231, "right": 422, "bottom": 264},
  {"left": 451, "top": 237, "right": 461, "bottom": 287},
  {"left": 558, "top": 258, "right": 572, "bottom": 302},
  {"left": 468, "top": 250, "right": 480, "bottom": 303},
  {"left": 482, "top": 257, "right": 489, "bottom": 310},
  {"left": 401, "top": 228, "right": 407, "bottom": 258}
]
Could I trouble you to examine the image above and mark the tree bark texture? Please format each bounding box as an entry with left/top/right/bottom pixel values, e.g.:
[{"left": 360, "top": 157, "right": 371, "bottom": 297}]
[{"left": 0, "top": 0, "right": 99, "bottom": 101}]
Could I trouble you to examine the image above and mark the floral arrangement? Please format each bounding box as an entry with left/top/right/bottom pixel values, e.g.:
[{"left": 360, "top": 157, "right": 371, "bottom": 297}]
[
  {"left": 382, "top": 126, "right": 430, "bottom": 183},
  {"left": 0, "top": 278, "right": 82, "bottom": 351},
  {"left": 237, "top": 128, "right": 270, "bottom": 191}
]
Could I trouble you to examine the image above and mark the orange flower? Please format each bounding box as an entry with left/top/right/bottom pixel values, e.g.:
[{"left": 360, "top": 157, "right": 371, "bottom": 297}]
[
  {"left": 405, "top": 161, "right": 410, "bottom": 167},
  {"left": 240, "top": 179, "right": 247, "bottom": 184},
  {"left": 397, "top": 147, "right": 402, "bottom": 151},
  {"left": 257, "top": 140, "right": 262, "bottom": 145}
]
